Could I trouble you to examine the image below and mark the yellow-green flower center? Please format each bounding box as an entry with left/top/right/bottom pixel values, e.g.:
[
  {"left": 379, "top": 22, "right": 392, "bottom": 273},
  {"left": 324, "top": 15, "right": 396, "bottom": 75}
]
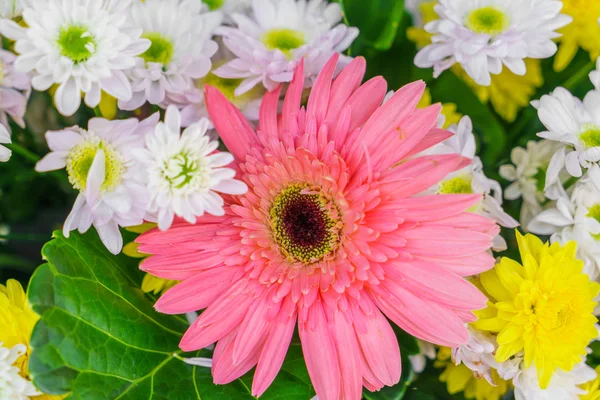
[
  {"left": 465, "top": 6, "right": 510, "bottom": 36},
  {"left": 438, "top": 176, "right": 473, "bottom": 194},
  {"left": 261, "top": 28, "right": 305, "bottom": 59},
  {"left": 270, "top": 184, "right": 343, "bottom": 265},
  {"left": 580, "top": 126, "right": 600, "bottom": 149},
  {"left": 162, "top": 152, "right": 209, "bottom": 193},
  {"left": 202, "top": 0, "right": 225, "bottom": 10},
  {"left": 66, "top": 139, "right": 124, "bottom": 192},
  {"left": 141, "top": 32, "right": 174, "bottom": 65},
  {"left": 58, "top": 25, "right": 96, "bottom": 63}
]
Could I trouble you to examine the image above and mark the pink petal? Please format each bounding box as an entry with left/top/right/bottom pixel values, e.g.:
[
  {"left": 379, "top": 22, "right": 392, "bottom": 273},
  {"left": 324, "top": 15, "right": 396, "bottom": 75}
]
[
  {"left": 232, "top": 293, "right": 277, "bottom": 365},
  {"left": 299, "top": 300, "right": 340, "bottom": 400},
  {"left": 281, "top": 59, "right": 305, "bottom": 135},
  {"left": 253, "top": 301, "right": 297, "bottom": 397},
  {"left": 212, "top": 329, "right": 266, "bottom": 385},
  {"left": 402, "top": 128, "right": 454, "bottom": 159},
  {"left": 373, "top": 287, "right": 469, "bottom": 347},
  {"left": 205, "top": 85, "right": 258, "bottom": 161},
  {"left": 355, "top": 307, "right": 401, "bottom": 387},
  {"left": 331, "top": 312, "right": 364, "bottom": 400},
  {"left": 258, "top": 85, "right": 283, "bottom": 140},
  {"left": 323, "top": 56, "right": 366, "bottom": 128},
  {"left": 306, "top": 54, "right": 339, "bottom": 125},
  {"left": 154, "top": 267, "right": 238, "bottom": 314},
  {"left": 384, "top": 259, "right": 488, "bottom": 310},
  {"left": 345, "top": 77, "right": 388, "bottom": 133}
]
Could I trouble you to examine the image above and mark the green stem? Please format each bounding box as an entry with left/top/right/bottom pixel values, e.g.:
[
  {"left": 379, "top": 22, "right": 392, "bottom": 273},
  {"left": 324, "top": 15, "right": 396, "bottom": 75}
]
[
  {"left": 5, "top": 143, "right": 40, "bottom": 163},
  {"left": 564, "top": 61, "right": 596, "bottom": 91}
]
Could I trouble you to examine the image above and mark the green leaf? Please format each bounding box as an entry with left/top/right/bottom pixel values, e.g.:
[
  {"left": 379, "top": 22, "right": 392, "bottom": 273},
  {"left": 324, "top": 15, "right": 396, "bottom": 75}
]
[
  {"left": 341, "top": 0, "right": 405, "bottom": 51},
  {"left": 27, "top": 230, "right": 314, "bottom": 399}
]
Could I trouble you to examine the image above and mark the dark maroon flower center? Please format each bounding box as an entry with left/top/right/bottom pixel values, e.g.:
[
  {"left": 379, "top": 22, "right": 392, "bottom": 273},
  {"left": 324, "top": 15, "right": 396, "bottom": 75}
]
[{"left": 269, "top": 184, "right": 342, "bottom": 264}]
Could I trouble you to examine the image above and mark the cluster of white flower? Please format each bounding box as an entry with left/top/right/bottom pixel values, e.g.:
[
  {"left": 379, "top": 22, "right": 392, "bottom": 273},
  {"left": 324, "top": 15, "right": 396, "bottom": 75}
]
[
  {"left": 500, "top": 65, "right": 600, "bottom": 281},
  {"left": 0, "top": 0, "right": 358, "bottom": 254},
  {"left": 413, "top": 0, "right": 571, "bottom": 86}
]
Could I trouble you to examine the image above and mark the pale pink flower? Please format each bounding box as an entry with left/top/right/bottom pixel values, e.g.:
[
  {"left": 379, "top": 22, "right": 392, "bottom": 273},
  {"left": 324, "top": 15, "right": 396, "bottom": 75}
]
[
  {"left": 0, "top": 49, "right": 30, "bottom": 130},
  {"left": 137, "top": 55, "right": 498, "bottom": 400}
]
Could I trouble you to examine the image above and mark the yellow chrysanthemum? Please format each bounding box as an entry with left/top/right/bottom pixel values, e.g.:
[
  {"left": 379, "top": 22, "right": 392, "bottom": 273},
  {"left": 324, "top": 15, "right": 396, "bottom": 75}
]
[
  {"left": 554, "top": 0, "right": 600, "bottom": 72},
  {"left": 435, "top": 347, "right": 510, "bottom": 400},
  {"left": 0, "top": 280, "right": 64, "bottom": 400},
  {"left": 406, "top": 1, "right": 543, "bottom": 122},
  {"left": 418, "top": 88, "right": 462, "bottom": 129},
  {"left": 581, "top": 366, "right": 600, "bottom": 400},
  {"left": 474, "top": 232, "right": 600, "bottom": 389},
  {"left": 124, "top": 223, "right": 178, "bottom": 295},
  {"left": 451, "top": 60, "right": 543, "bottom": 122},
  {"left": 0, "top": 280, "right": 38, "bottom": 368}
]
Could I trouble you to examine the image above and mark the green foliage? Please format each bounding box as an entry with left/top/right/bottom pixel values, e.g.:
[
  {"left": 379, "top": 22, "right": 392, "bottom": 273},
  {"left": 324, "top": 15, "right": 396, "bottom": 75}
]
[
  {"left": 27, "top": 230, "right": 315, "bottom": 399},
  {"left": 340, "top": 0, "right": 405, "bottom": 51}
]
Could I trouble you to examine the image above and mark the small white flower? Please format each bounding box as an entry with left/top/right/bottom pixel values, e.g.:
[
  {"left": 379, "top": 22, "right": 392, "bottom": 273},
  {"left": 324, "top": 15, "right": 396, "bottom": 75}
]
[
  {"left": 0, "top": 48, "right": 31, "bottom": 130},
  {"left": 513, "top": 360, "right": 596, "bottom": 400},
  {"left": 214, "top": 0, "right": 358, "bottom": 94},
  {"left": 535, "top": 87, "right": 600, "bottom": 190},
  {"left": 423, "top": 116, "right": 519, "bottom": 251},
  {"left": 163, "top": 42, "right": 263, "bottom": 128},
  {"left": 35, "top": 114, "right": 159, "bottom": 254},
  {"left": 590, "top": 56, "right": 600, "bottom": 92},
  {"left": 119, "top": 0, "right": 222, "bottom": 111},
  {"left": 134, "top": 106, "right": 247, "bottom": 231},
  {"left": 201, "top": 0, "right": 250, "bottom": 17},
  {"left": 452, "top": 327, "right": 499, "bottom": 385},
  {"left": 499, "top": 140, "right": 564, "bottom": 227},
  {"left": 528, "top": 179, "right": 600, "bottom": 279},
  {"left": 408, "top": 340, "right": 436, "bottom": 374},
  {"left": 414, "top": 0, "right": 571, "bottom": 86},
  {"left": 0, "top": 342, "right": 40, "bottom": 400},
  {"left": 0, "top": 124, "right": 11, "bottom": 162},
  {"left": 0, "top": 0, "right": 151, "bottom": 117}
]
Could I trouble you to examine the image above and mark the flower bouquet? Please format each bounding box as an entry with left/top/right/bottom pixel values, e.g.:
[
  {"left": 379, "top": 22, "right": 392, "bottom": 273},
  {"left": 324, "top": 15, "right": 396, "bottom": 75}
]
[{"left": 1, "top": 0, "right": 600, "bottom": 399}]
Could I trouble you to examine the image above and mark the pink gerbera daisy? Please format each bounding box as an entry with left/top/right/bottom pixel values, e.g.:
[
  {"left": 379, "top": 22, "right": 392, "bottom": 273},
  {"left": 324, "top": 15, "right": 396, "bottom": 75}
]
[{"left": 137, "top": 54, "right": 499, "bottom": 399}]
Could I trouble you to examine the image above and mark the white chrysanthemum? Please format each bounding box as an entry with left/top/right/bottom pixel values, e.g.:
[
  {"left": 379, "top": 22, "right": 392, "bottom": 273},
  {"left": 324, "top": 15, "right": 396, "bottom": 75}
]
[
  {"left": 0, "top": 0, "right": 150, "bottom": 117},
  {"left": 35, "top": 114, "right": 159, "bottom": 254},
  {"left": 535, "top": 87, "right": 600, "bottom": 190},
  {"left": 499, "top": 140, "right": 564, "bottom": 227},
  {"left": 0, "top": 48, "right": 30, "bottom": 131},
  {"left": 408, "top": 340, "right": 436, "bottom": 374},
  {"left": 528, "top": 179, "right": 600, "bottom": 279},
  {"left": 118, "top": 0, "right": 222, "bottom": 111},
  {"left": 0, "top": 124, "right": 11, "bottom": 162},
  {"left": 423, "top": 116, "right": 519, "bottom": 250},
  {"left": 414, "top": 0, "right": 571, "bottom": 86},
  {"left": 452, "top": 327, "right": 499, "bottom": 384},
  {"left": 164, "top": 42, "right": 263, "bottom": 127},
  {"left": 513, "top": 360, "right": 596, "bottom": 400},
  {"left": 0, "top": 343, "right": 40, "bottom": 400},
  {"left": 133, "top": 106, "right": 247, "bottom": 231},
  {"left": 213, "top": 0, "right": 358, "bottom": 94},
  {"left": 0, "top": 0, "right": 24, "bottom": 19}
]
